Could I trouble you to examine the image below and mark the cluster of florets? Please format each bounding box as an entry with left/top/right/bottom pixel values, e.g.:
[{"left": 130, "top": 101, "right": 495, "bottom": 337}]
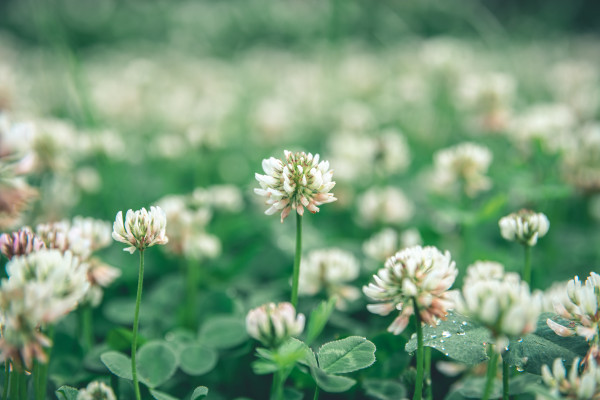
[
  {"left": 245, "top": 302, "right": 305, "bottom": 348},
  {"left": 77, "top": 381, "right": 117, "bottom": 400},
  {"left": 255, "top": 150, "right": 336, "bottom": 222},
  {"left": 456, "top": 268, "right": 542, "bottom": 351},
  {"left": 0, "top": 227, "right": 45, "bottom": 260},
  {"left": 542, "top": 358, "right": 600, "bottom": 399},
  {"left": 112, "top": 206, "right": 169, "bottom": 254},
  {"left": 298, "top": 248, "right": 360, "bottom": 309},
  {"left": 547, "top": 272, "right": 600, "bottom": 344},
  {"left": 363, "top": 246, "right": 457, "bottom": 334},
  {"left": 499, "top": 209, "right": 550, "bottom": 247}
]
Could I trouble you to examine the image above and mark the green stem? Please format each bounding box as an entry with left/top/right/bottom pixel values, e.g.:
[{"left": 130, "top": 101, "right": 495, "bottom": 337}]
[
  {"left": 8, "top": 363, "right": 18, "bottom": 400},
  {"left": 291, "top": 213, "right": 303, "bottom": 308},
  {"left": 185, "top": 259, "right": 199, "bottom": 329},
  {"left": 412, "top": 298, "right": 424, "bottom": 400},
  {"left": 313, "top": 385, "right": 320, "bottom": 400},
  {"left": 132, "top": 250, "right": 145, "bottom": 400},
  {"left": 3, "top": 361, "right": 9, "bottom": 400},
  {"left": 523, "top": 245, "right": 532, "bottom": 286},
  {"left": 483, "top": 346, "right": 499, "bottom": 400},
  {"left": 270, "top": 371, "right": 284, "bottom": 400},
  {"left": 18, "top": 371, "right": 25, "bottom": 400},
  {"left": 424, "top": 347, "right": 432, "bottom": 400},
  {"left": 35, "top": 325, "right": 55, "bottom": 400},
  {"left": 78, "top": 305, "right": 94, "bottom": 352},
  {"left": 502, "top": 356, "right": 510, "bottom": 400}
]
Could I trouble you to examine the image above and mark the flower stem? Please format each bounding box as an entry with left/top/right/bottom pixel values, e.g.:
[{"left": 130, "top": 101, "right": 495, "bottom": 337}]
[
  {"left": 424, "top": 347, "right": 432, "bottom": 400},
  {"left": 523, "top": 245, "right": 532, "bottom": 286},
  {"left": 412, "top": 297, "right": 424, "bottom": 400},
  {"left": 482, "top": 346, "right": 499, "bottom": 400},
  {"left": 313, "top": 385, "right": 320, "bottom": 400},
  {"left": 3, "top": 361, "right": 9, "bottom": 400},
  {"left": 8, "top": 363, "right": 18, "bottom": 400},
  {"left": 270, "top": 370, "right": 284, "bottom": 400},
  {"left": 502, "top": 357, "right": 510, "bottom": 400},
  {"left": 35, "top": 325, "right": 55, "bottom": 400},
  {"left": 291, "top": 213, "right": 303, "bottom": 308},
  {"left": 78, "top": 305, "right": 94, "bottom": 352},
  {"left": 185, "top": 258, "right": 199, "bottom": 329},
  {"left": 132, "top": 250, "right": 145, "bottom": 400}
]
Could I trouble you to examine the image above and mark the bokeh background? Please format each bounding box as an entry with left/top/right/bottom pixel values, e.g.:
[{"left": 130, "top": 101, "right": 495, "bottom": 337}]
[{"left": 1, "top": 1, "right": 600, "bottom": 399}]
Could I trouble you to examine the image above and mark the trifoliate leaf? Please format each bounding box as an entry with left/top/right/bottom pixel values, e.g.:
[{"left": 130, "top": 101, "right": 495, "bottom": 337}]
[
  {"left": 199, "top": 315, "right": 248, "bottom": 349},
  {"left": 311, "top": 366, "right": 356, "bottom": 393},
  {"left": 179, "top": 344, "right": 218, "bottom": 376},
  {"left": 137, "top": 341, "right": 179, "bottom": 388},
  {"left": 100, "top": 351, "right": 133, "bottom": 380},
  {"left": 317, "top": 336, "right": 376, "bottom": 374},
  {"left": 363, "top": 379, "right": 407, "bottom": 399}
]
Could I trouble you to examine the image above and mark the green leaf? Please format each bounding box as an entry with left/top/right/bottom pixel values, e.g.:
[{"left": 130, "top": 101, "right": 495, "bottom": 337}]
[
  {"left": 191, "top": 386, "right": 209, "bottom": 400},
  {"left": 363, "top": 379, "right": 407, "bottom": 399},
  {"left": 55, "top": 385, "right": 79, "bottom": 400},
  {"left": 405, "top": 311, "right": 491, "bottom": 365},
  {"left": 150, "top": 389, "right": 179, "bottom": 400},
  {"left": 305, "top": 297, "right": 337, "bottom": 345},
  {"left": 317, "top": 336, "right": 376, "bottom": 374},
  {"left": 504, "top": 313, "right": 589, "bottom": 374},
  {"left": 311, "top": 367, "right": 356, "bottom": 393},
  {"left": 444, "top": 373, "right": 541, "bottom": 399},
  {"left": 199, "top": 315, "right": 248, "bottom": 349},
  {"left": 252, "top": 339, "right": 309, "bottom": 375},
  {"left": 283, "top": 387, "right": 303, "bottom": 400},
  {"left": 179, "top": 344, "right": 218, "bottom": 376},
  {"left": 137, "top": 341, "right": 179, "bottom": 388},
  {"left": 100, "top": 351, "right": 133, "bottom": 380}
]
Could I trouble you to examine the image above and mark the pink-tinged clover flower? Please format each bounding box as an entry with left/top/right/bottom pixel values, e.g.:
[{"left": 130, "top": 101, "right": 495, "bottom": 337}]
[
  {"left": 112, "top": 206, "right": 168, "bottom": 254},
  {"left": 246, "top": 302, "right": 305, "bottom": 348},
  {"left": 255, "top": 150, "right": 336, "bottom": 222},
  {"left": 363, "top": 245, "right": 457, "bottom": 335},
  {"left": 541, "top": 357, "right": 600, "bottom": 399},
  {"left": 0, "top": 227, "right": 45, "bottom": 260}
]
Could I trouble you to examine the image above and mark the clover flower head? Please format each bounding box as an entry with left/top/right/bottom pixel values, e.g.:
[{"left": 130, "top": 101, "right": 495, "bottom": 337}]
[
  {"left": 541, "top": 358, "right": 600, "bottom": 399},
  {"left": 255, "top": 150, "right": 336, "bottom": 222},
  {"left": 463, "top": 260, "right": 506, "bottom": 286},
  {"left": 363, "top": 228, "right": 399, "bottom": 262},
  {"left": 499, "top": 209, "right": 550, "bottom": 246},
  {"left": 547, "top": 272, "right": 600, "bottom": 344},
  {"left": 112, "top": 206, "right": 168, "bottom": 253},
  {"left": 298, "top": 248, "right": 360, "bottom": 309},
  {"left": 0, "top": 227, "right": 45, "bottom": 260},
  {"left": 456, "top": 272, "right": 542, "bottom": 351},
  {"left": 71, "top": 217, "right": 112, "bottom": 252},
  {"left": 363, "top": 245, "right": 457, "bottom": 335},
  {"left": 246, "top": 302, "right": 305, "bottom": 348},
  {"left": 36, "top": 220, "right": 92, "bottom": 260},
  {"left": 84, "top": 258, "right": 122, "bottom": 307},
  {"left": 357, "top": 186, "right": 415, "bottom": 226},
  {"left": 77, "top": 381, "right": 117, "bottom": 400}
]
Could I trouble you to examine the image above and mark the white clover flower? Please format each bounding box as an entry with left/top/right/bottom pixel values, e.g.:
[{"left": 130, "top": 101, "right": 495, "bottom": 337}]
[
  {"left": 430, "top": 142, "right": 493, "bottom": 198},
  {"left": 0, "top": 227, "right": 45, "bottom": 260},
  {"left": 71, "top": 217, "right": 112, "bottom": 252},
  {"left": 246, "top": 302, "right": 305, "bottom": 348},
  {"left": 363, "top": 246, "right": 457, "bottom": 335},
  {"left": 499, "top": 209, "right": 550, "bottom": 247},
  {"left": 112, "top": 206, "right": 168, "bottom": 254},
  {"left": 363, "top": 228, "right": 423, "bottom": 263},
  {"left": 541, "top": 358, "right": 600, "bottom": 399},
  {"left": 542, "top": 281, "right": 571, "bottom": 313},
  {"left": 456, "top": 272, "right": 542, "bottom": 351},
  {"left": 547, "top": 273, "right": 600, "bottom": 343},
  {"left": 298, "top": 248, "right": 360, "bottom": 309},
  {"left": 36, "top": 220, "right": 92, "bottom": 260},
  {"left": 463, "top": 260, "right": 506, "bottom": 287},
  {"left": 192, "top": 185, "right": 244, "bottom": 213},
  {"left": 84, "top": 259, "right": 122, "bottom": 307},
  {"left": 357, "top": 187, "right": 415, "bottom": 226},
  {"left": 254, "top": 150, "right": 336, "bottom": 222},
  {"left": 77, "top": 381, "right": 116, "bottom": 400}
]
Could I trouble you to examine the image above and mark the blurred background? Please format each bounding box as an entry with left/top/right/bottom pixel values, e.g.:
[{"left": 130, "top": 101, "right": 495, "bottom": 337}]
[{"left": 1, "top": 1, "right": 600, "bottom": 398}]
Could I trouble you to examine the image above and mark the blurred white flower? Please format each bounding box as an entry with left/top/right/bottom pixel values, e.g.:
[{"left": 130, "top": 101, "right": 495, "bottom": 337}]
[
  {"left": 298, "top": 248, "right": 360, "bottom": 309},
  {"left": 547, "top": 272, "right": 600, "bottom": 343},
  {"left": 430, "top": 142, "right": 493, "bottom": 198},
  {"left": 541, "top": 358, "right": 600, "bottom": 399},
  {"left": 357, "top": 186, "right": 415, "bottom": 226},
  {"left": 112, "top": 206, "right": 169, "bottom": 254},
  {"left": 499, "top": 209, "right": 550, "bottom": 247},
  {"left": 548, "top": 60, "right": 599, "bottom": 119},
  {"left": 363, "top": 228, "right": 422, "bottom": 263},
  {"left": 255, "top": 150, "right": 336, "bottom": 222},
  {"left": 562, "top": 124, "right": 600, "bottom": 192},
  {"left": 246, "top": 302, "right": 305, "bottom": 348},
  {"left": 77, "top": 381, "right": 116, "bottom": 400},
  {"left": 542, "top": 281, "right": 570, "bottom": 313},
  {"left": 463, "top": 260, "right": 506, "bottom": 286},
  {"left": 456, "top": 272, "right": 541, "bottom": 352},
  {"left": 192, "top": 184, "right": 244, "bottom": 213},
  {"left": 363, "top": 246, "right": 457, "bottom": 335}
]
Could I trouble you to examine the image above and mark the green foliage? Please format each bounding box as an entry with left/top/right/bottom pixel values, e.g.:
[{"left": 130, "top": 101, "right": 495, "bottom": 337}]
[
  {"left": 317, "top": 336, "right": 376, "bottom": 374},
  {"left": 199, "top": 316, "right": 248, "bottom": 349},
  {"left": 179, "top": 344, "right": 218, "bottom": 376},
  {"left": 191, "top": 386, "right": 209, "bottom": 400},
  {"left": 55, "top": 386, "right": 79, "bottom": 400},
  {"left": 100, "top": 351, "right": 133, "bottom": 380},
  {"left": 305, "top": 297, "right": 337, "bottom": 345},
  {"left": 405, "top": 311, "right": 491, "bottom": 365},
  {"left": 362, "top": 379, "right": 407, "bottom": 399},
  {"left": 150, "top": 389, "right": 179, "bottom": 400},
  {"left": 137, "top": 341, "right": 179, "bottom": 388},
  {"left": 444, "top": 373, "right": 541, "bottom": 399}
]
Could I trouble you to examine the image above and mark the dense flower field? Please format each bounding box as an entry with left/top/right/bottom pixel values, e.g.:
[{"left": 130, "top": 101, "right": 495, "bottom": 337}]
[{"left": 1, "top": 1, "right": 600, "bottom": 399}]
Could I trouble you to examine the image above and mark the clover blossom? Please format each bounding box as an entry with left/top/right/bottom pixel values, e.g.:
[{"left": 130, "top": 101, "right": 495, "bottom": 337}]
[
  {"left": 77, "top": 381, "right": 117, "bottom": 400},
  {"left": 298, "top": 248, "right": 360, "bottom": 309},
  {"left": 112, "top": 206, "right": 169, "bottom": 253},
  {"left": 541, "top": 358, "right": 600, "bottom": 399},
  {"left": 499, "top": 209, "right": 550, "bottom": 247},
  {"left": 246, "top": 302, "right": 305, "bottom": 348},
  {"left": 0, "top": 227, "right": 45, "bottom": 260},
  {"left": 363, "top": 245, "right": 457, "bottom": 335},
  {"left": 463, "top": 260, "right": 506, "bottom": 286},
  {"left": 254, "top": 150, "right": 336, "bottom": 222},
  {"left": 456, "top": 272, "right": 542, "bottom": 351},
  {"left": 547, "top": 272, "right": 600, "bottom": 344}
]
